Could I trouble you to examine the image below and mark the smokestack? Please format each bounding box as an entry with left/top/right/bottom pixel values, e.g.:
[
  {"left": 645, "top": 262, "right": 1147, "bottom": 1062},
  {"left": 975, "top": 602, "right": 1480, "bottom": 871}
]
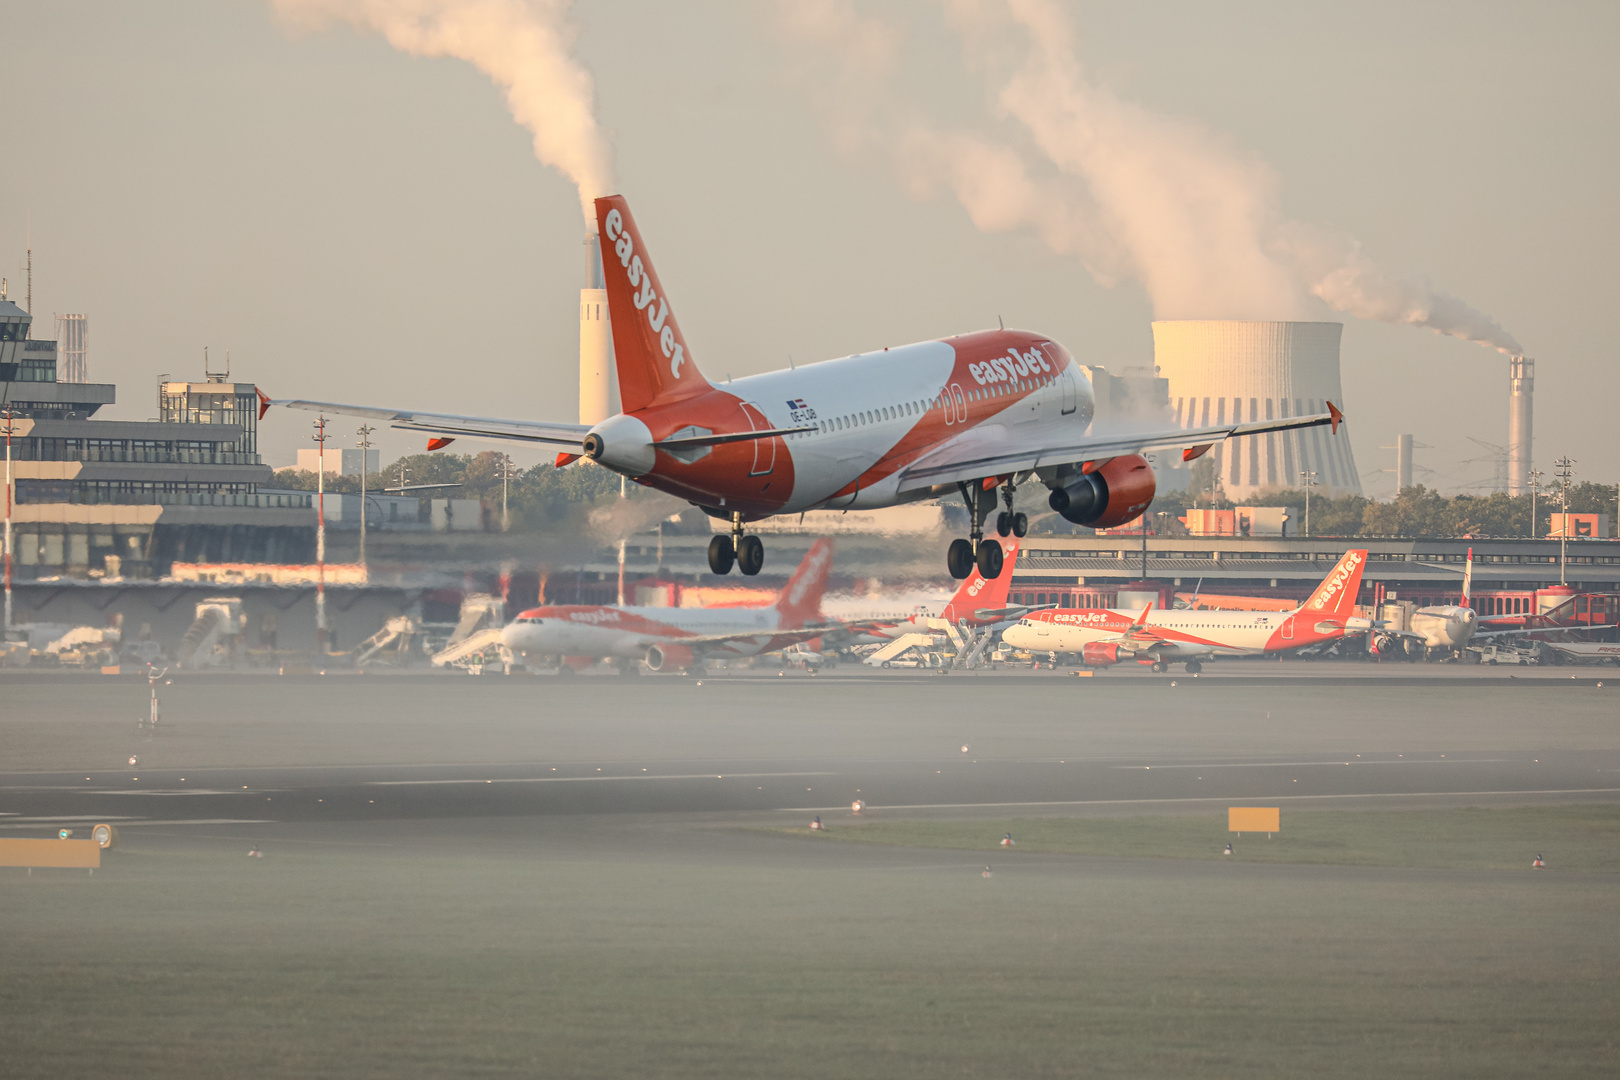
[
  {"left": 1396, "top": 434, "right": 1413, "bottom": 493},
  {"left": 1507, "top": 356, "right": 1534, "bottom": 496},
  {"left": 578, "top": 233, "right": 611, "bottom": 425}
]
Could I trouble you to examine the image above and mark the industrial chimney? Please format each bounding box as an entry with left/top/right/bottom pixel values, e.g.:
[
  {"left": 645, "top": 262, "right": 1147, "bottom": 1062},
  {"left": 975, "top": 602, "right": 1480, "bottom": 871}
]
[
  {"left": 579, "top": 234, "right": 612, "bottom": 426},
  {"left": 1506, "top": 356, "right": 1533, "bottom": 496},
  {"left": 1395, "top": 434, "right": 1413, "bottom": 493}
]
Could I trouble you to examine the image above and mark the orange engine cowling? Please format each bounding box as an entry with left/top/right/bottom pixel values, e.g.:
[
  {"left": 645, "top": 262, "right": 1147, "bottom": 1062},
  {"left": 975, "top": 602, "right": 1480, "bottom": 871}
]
[
  {"left": 645, "top": 643, "right": 696, "bottom": 672},
  {"left": 1081, "top": 642, "right": 1125, "bottom": 667},
  {"left": 1048, "top": 454, "right": 1157, "bottom": 529}
]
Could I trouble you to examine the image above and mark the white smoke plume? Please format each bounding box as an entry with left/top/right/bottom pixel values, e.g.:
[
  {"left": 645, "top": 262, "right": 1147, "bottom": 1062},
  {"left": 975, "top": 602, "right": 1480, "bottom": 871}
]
[
  {"left": 781, "top": 0, "right": 1522, "bottom": 355},
  {"left": 269, "top": 0, "right": 613, "bottom": 228}
]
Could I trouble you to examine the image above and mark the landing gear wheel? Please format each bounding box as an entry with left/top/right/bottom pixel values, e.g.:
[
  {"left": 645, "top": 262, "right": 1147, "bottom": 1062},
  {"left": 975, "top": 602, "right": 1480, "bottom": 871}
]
[
  {"left": 1151, "top": 660, "right": 1169, "bottom": 673},
  {"left": 707, "top": 535, "right": 735, "bottom": 575},
  {"left": 995, "top": 512, "right": 1013, "bottom": 537},
  {"left": 1011, "top": 512, "right": 1029, "bottom": 537},
  {"left": 737, "top": 535, "right": 765, "bottom": 576},
  {"left": 976, "top": 538, "right": 1004, "bottom": 579},
  {"left": 1185, "top": 660, "right": 1202, "bottom": 674},
  {"left": 946, "top": 538, "right": 975, "bottom": 580}
]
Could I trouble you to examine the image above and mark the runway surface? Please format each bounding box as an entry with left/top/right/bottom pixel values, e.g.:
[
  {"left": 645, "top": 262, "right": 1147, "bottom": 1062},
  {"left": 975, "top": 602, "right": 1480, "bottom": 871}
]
[{"left": 5, "top": 670, "right": 1617, "bottom": 830}]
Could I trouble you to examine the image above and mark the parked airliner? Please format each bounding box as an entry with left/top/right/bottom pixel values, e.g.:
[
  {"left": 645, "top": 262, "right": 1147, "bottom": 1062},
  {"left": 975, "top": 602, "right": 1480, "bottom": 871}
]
[
  {"left": 500, "top": 539, "right": 835, "bottom": 674},
  {"left": 1001, "top": 550, "right": 1371, "bottom": 672}
]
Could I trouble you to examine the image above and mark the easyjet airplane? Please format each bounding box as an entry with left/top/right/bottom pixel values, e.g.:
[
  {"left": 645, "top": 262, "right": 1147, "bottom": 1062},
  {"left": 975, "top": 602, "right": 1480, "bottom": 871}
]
[
  {"left": 829, "top": 538, "right": 1036, "bottom": 646},
  {"left": 275, "top": 196, "right": 1346, "bottom": 581},
  {"left": 500, "top": 538, "right": 835, "bottom": 674},
  {"left": 1001, "top": 549, "right": 1370, "bottom": 672}
]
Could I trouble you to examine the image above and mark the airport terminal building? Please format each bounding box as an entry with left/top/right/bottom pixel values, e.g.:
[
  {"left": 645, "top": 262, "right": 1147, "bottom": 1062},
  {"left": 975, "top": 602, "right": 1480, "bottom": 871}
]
[{"left": 1, "top": 297, "right": 313, "bottom": 579}]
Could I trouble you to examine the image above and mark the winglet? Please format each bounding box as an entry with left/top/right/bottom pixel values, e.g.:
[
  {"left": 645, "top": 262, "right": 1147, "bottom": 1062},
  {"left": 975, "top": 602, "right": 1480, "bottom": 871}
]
[
  {"left": 256, "top": 387, "right": 271, "bottom": 421},
  {"left": 1182, "top": 443, "right": 1213, "bottom": 463},
  {"left": 1131, "top": 601, "right": 1154, "bottom": 627},
  {"left": 1327, "top": 401, "right": 1344, "bottom": 434},
  {"left": 555, "top": 452, "right": 582, "bottom": 468},
  {"left": 427, "top": 437, "right": 455, "bottom": 452}
]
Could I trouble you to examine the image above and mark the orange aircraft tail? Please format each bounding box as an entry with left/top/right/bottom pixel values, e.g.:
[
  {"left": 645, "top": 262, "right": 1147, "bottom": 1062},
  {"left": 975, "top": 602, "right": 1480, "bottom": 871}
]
[
  {"left": 774, "top": 539, "right": 834, "bottom": 629},
  {"left": 941, "top": 540, "right": 1022, "bottom": 622},
  {"left": 594, "top": 196, "right": 713, "bottom": 412},
  {"left": 1298, "top": 549, "right": 1368, "bottom": 619}
]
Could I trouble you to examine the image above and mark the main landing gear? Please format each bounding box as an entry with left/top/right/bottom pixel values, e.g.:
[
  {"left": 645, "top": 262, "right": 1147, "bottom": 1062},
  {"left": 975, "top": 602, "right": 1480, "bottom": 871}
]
[
  {"left": 709, "top": 512, "right": 765, "bottom": 576},
  {"left": 948, "top": 479, "right": 1015, "bottom": 580}
]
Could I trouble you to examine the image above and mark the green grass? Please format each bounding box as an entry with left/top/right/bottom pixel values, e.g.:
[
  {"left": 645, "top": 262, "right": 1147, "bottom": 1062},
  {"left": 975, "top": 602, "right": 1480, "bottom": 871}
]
[
  {"left": 4, "top": 821, "right": 1618, "bottom": 1079},
  {"left": 771, "top": 804, "right": 1620, "bottom": 871}
]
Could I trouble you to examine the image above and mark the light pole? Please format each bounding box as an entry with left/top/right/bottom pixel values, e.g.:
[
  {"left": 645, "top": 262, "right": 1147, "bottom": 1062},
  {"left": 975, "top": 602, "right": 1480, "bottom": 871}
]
[
  {"left": 3, "top": 405, "right": 14, "bottom": 636},
  {"left": 313, "top": 415, "right": 328, "bottom": 653},
  {"left": 356, "top": 424, "right": 374, "bottom": 570},
  {"left": 1554, "top": 456, "right": 1575, "bottom": 586},
  {"left": 1528, "top": 468, "right": 1544, "bottom": 538},
  {"left": 1299, "top": 470, "right": 1318, "bottom": 538},
  {"left": 499, "top": 453, "right": 515, "bottom": 533}
]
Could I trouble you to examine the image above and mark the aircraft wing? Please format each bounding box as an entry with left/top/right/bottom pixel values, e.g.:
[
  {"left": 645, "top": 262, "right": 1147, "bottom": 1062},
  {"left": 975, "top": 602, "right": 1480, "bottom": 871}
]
[
  {"left": 1472, "top": 624, "right": 1606, "bottom": 641},
  {"left": 898, "top": 403, "right": 1343, "bottom": 490},
  {"left": 275, "top": 399, "right": 591, "bottom": 447}
]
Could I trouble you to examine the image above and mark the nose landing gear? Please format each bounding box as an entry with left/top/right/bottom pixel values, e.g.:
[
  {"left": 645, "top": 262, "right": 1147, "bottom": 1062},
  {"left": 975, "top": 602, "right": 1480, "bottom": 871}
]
[{"left": 709, "top": 512, "right": 766, "bottom": 576}]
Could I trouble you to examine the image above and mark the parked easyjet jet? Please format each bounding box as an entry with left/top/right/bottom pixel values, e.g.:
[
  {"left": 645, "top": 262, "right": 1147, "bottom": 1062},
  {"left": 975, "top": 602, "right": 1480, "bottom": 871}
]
[
  {"left": 500, "top": 538, "right": 836, "bottom": 674},
  {"left": 1001, "top": 550, "right": 1370, "bottom": 672},
  {"left": 830, "top": 538, "right": 1036, "bottom": 646},
  {"left": 275, "top": 196, "right": 1346, "bottom": 581}
]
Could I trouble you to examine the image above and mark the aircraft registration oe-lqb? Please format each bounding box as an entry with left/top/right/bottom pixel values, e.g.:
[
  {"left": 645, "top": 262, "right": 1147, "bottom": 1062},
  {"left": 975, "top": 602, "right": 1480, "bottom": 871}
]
[
  {"left": 500, "top": 539, "right": 836, "bottom": 674},
  {"left": 273, "top": 196, "right": 1347, "bottom": 581},
  {"left": 1001, "top": 550, "right": 1371, "bottom": 673}
]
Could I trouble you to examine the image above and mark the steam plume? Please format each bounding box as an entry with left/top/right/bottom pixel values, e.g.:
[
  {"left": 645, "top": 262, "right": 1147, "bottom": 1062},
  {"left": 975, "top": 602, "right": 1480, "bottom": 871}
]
[
  {"left": 269, "top": 0, "right": 613, "bottom": 227},
  {"left": 782, "top": 0, "right": 1522, "bottom": 354}
]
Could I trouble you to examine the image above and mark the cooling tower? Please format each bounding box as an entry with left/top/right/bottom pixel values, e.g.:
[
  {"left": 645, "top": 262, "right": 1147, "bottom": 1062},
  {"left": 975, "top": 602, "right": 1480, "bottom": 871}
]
[
  {"left": 1151, "top": 321, "right": 1361, "bottom": 500},
  {"left": 579, "top": 233, "right": 612, "bottom": 426},
  {"left": 1506, "top": 356, "right": 1533, "bottom": 496}
]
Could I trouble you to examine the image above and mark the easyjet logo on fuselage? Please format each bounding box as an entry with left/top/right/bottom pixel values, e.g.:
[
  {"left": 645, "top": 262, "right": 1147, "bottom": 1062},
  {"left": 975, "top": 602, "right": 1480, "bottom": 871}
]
[
  {"left": 969, "top": 347, "right": 1050, "bottom": 386},
  {"left": 603, "top": 208, "right": 685, "bottom": 379}
]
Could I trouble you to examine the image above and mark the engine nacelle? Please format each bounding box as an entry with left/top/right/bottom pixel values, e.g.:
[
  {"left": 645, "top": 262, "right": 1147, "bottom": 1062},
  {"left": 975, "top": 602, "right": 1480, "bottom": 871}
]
[
  {"left": 1081, "top": 642, "right": 1125, "bottom": 666},
  {"left": 1048, "top": 454, "right": 1157, "bottom": 528},
  {"left": 582, "top": 413, "right": 656, "bottom": 476},
  {"left": 645, "top": 643, "right": 695, "bottom": 672}
]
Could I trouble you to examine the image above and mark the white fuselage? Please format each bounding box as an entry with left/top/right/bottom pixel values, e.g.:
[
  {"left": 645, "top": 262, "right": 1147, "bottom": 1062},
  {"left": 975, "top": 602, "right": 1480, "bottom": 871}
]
[
  {"left": 1408, "top": 606, "right": 1478, "bottom": 649},
  {"left": 501, "top": 604, "right": 793, "bottom": 660}
]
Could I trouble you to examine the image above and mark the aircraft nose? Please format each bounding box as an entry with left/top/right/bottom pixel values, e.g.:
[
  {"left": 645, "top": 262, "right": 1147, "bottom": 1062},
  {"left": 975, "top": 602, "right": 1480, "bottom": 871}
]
[{"left": 500, "top": 622, "right": 525, "bottom": 649}]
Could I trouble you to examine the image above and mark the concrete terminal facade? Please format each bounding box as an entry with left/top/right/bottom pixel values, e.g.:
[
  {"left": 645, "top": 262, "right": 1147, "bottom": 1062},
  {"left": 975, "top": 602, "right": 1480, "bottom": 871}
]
[{"left": 2, "top": 297, "right": 314, "bottom": 580}]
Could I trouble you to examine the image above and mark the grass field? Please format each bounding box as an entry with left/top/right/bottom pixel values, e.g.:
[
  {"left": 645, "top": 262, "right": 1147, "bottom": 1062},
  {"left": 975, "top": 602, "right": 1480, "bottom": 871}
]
[
  {"left": 771, "top": 805, "right": 1620, "bottom": 872},
  {"left": 3, "top": 817, "right": 1618, "bottom": 1079}
]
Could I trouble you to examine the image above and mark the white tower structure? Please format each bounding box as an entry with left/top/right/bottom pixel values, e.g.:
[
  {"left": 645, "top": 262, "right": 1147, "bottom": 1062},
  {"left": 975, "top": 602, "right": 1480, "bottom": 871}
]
[
  {"left": 1152, "top": 321, "right": 1361, "bottom": 499},
  {"left": 1506, "top": 355, "right": 1533, "bottom": 496},
  {"left": 56, "top": 314, "right": 87, "bottom": 383},
  {"left": 579, "top": 234, "right": 612, "bottom": 425}
]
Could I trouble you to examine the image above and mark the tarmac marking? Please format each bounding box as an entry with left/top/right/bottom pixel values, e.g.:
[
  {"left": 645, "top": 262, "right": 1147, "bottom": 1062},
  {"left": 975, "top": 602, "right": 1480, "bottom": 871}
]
[
  {"left": 778, "top": 788, "right": 1620, "bottom": 812},
  {"left": 363, "top": 771, "right": 838, "bottom": 786},
  {"left": 1110, "top": 759, "right": 1515, "bottom": 770}
]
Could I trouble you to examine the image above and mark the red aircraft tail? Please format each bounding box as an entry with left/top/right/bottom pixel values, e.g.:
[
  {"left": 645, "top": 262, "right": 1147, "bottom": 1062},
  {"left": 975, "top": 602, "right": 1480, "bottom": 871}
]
[
  {"left": 594, "top": 195, "right": 712, "bottom": 412},
  {"left": 1299, "top": 549, "right": 1368, "bottom": 620},
  {"left": 941, "top": 539, "right": 1022, "bottom": 623},
  {"left": 774, "top": 539, "right": 834, "bottom": 629}
]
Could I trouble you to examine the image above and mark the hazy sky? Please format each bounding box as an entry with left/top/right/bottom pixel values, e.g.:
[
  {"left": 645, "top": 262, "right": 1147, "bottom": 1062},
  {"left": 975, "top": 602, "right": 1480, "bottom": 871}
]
[{"left": 3, "top": 1, "right": 1615, "bottom": 495}]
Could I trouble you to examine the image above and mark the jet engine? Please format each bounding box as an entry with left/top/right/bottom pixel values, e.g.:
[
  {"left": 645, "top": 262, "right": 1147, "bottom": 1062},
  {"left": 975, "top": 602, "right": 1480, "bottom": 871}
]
[
  {"left": 1047, "top": 455, "right": 1156, "bottom": 529},
  {"left": 1081, "top": 642, "right": 1125, "bottom": 666},
  {"left": 645, "top": 643, "right": 696, "bottom": 672}
]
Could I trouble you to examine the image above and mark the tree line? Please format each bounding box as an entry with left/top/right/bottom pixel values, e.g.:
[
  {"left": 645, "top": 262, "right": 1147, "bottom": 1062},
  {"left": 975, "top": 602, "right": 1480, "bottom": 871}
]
[
  {"left": 270, "top": 452, "right": 633, "bottom": 530},
  {"left": 1149, "top": 482, "right": 1619, "bottom": 538}
]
